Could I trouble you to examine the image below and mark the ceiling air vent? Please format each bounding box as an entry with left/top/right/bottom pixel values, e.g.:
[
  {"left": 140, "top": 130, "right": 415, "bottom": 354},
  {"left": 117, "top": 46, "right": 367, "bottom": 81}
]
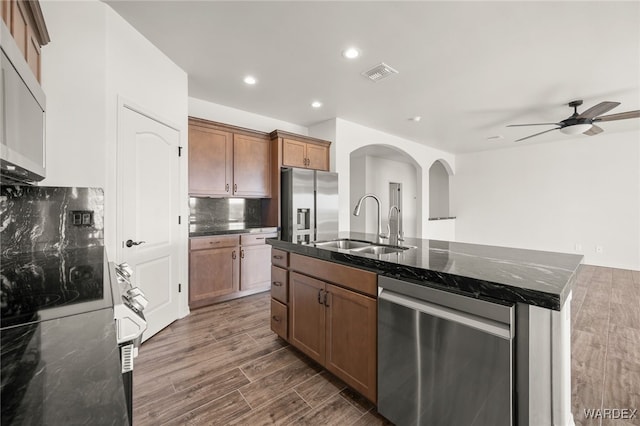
[{"left": 361, "top": 62, "right": 399, "bottom": 82}]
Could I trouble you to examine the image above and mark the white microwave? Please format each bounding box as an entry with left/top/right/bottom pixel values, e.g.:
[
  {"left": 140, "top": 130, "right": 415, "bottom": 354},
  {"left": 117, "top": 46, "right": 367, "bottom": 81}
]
[{"left": 0, "top": 20, "right": 46, "bottom": 183}]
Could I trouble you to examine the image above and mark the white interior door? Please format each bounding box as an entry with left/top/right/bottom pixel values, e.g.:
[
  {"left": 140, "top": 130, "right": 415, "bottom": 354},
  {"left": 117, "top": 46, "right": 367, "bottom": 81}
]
[{"left": 118, "top": 105, "right": 181, "bottom": 341}]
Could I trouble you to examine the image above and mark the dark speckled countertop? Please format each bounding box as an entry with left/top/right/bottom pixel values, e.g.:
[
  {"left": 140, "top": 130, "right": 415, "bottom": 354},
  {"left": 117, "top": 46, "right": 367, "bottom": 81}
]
[{"left": 267, "top": 232, "right": 583, "bottom": 311}]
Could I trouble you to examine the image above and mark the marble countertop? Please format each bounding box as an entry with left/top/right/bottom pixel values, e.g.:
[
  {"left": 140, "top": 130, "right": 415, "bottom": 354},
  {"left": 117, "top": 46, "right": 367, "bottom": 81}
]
[
  {"left": 268, "top": 232, "right": 583, "bottom": 310},
  {"left": 189, "top": 224, "right": 277, "bottom": 237}
]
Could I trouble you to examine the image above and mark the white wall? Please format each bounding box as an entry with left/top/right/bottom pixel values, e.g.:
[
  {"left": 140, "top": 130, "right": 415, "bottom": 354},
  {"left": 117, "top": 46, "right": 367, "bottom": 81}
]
[
  {"left": 189, "top": 97, "right": 307, "bottom": 135},
  {"left": 349, "top": 155, "right": 367, "bottom": 233},
  {"left": 453, "top": 131, "right": 640, "bottom": 270},
  {"left": 41, "top": 1, "right": 106, "bottom": 188},
  {"left": 40, "top": 0, "right": 190, "bottom": 316},
  {"left": 311, "top": 118, "right": 455, "bottom": 240}
]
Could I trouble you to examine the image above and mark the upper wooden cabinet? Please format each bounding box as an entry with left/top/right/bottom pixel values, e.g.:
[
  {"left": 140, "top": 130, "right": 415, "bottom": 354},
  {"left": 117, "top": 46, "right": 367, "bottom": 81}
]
[
  {"left": 188, "top": 118, "right": 271, "bottom": 198},
  {"left": 2, "top": 0, "right": 50, "bottom": 82},
  {"left": 279, "top": 134, "right": 330, "bottom": 171}
]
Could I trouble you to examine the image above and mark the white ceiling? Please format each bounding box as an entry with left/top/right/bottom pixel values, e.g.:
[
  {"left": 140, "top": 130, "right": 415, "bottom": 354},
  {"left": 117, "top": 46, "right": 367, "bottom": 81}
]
[{"left": 105, "top": 1, "right": 640, "bottom": 154}]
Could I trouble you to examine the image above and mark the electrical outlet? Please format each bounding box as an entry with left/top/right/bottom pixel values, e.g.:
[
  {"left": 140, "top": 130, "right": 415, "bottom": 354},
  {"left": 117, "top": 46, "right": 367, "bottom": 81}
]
[
  {"left": 595, "top": 245, "right": 604, "bottom": 254},
  {"left": 70, "top": 210, "right": 94, "bottom": 226},
  {"left": 574, "top": 244, "right": 582, "bottom": 252}
]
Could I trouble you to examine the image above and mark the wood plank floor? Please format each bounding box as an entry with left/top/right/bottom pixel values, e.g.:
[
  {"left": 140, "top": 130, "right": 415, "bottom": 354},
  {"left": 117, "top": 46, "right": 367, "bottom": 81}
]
[{"left": 134, "top": 265, "right": 640, "bottom": 425}]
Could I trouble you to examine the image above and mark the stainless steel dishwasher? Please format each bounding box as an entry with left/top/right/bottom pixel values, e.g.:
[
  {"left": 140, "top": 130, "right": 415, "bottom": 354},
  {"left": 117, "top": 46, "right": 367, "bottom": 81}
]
[{"left": 378, "top": 276, "right": 515, "bottom": 426}]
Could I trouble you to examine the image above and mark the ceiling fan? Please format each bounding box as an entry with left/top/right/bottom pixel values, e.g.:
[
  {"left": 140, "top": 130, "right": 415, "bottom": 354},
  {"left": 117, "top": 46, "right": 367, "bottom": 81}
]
[{"left": 507, "top": 100, "right": 640, "bottom": 142}]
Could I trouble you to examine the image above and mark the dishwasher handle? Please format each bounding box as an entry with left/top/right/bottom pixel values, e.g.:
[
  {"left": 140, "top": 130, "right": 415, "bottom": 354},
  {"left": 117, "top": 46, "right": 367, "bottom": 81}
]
[{"left": 379, "top": 288, "right": 513, "bottom": 340}]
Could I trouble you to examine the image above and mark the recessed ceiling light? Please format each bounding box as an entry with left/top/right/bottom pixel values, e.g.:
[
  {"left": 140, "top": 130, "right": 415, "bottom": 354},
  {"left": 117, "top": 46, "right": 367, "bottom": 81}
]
[
  {"left": 342, "top": 47, "right": 360, "bottom": 59},
  {"left": 243, "top": 76, "right": 257, "bottom": 85},
  {"left": 409, "top": 116, "right": 422, "bottom": 122},
  {"left": 311, "top": 101, "right": 323, "bottom": 108}
]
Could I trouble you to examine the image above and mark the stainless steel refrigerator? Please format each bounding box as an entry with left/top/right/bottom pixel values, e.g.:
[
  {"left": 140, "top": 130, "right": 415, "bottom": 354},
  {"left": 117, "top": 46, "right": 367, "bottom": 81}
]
[{"left": 281, "top": 168, "right": 338, "bottom": 243}]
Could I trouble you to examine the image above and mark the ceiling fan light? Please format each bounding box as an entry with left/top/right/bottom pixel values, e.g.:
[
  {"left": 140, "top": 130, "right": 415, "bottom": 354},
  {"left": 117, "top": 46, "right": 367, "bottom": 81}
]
[{"left": 559, "top": 123, "right": 593, "bottom": 135}]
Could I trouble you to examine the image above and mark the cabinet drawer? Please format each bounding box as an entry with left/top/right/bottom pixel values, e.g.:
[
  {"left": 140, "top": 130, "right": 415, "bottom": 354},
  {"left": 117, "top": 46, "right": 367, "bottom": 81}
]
[
  {"left": 290, "top": 253, "right": 377, "bottom": 297},
  {"left": 241, "top": 232, "right": 277, "bottom": 246},
  {"left": 271, "top": 249, "right": 289, "bottom": 268},
  {"left": 271, "top": 266, "right": 288, "bottom": 303},
  {"left": 190, "top": 235, "right": 239, "bottom": 251},
  {"left": 270, "top": 299, "right": 288, "bottom": 340}
]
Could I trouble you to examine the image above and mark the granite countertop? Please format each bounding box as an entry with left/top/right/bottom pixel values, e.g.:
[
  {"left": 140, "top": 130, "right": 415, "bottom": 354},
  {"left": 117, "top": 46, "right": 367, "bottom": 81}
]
[
  {"left": 189, "top": 224, "right": 278, "bottom": 237},
  {"left": 267, "top": 232, "right": 583, "bottom": 311}
]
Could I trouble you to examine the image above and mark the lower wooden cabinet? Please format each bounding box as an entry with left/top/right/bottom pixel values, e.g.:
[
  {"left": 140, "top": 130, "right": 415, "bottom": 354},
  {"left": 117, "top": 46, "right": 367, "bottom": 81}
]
[
  {"left": 270, "top": 299, "right": 288, "bottom": 340},
  {"left": 289, "top": 270, "right": 377, "bottom": 402},
  {"left": 189, "top": 245, "right": 239, "bottom": 308},
  {"left": 189, "top": 232, "right": 274, "bottom": 308},
  {"left": 240, "top": 244, "right": 272, "bottom": 291}
]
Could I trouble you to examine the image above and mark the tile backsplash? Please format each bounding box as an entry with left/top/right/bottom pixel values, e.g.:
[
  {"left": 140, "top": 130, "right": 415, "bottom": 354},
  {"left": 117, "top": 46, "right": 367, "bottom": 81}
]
[{"left": 189, "top": 197, "right": 263, "bottom": 229}]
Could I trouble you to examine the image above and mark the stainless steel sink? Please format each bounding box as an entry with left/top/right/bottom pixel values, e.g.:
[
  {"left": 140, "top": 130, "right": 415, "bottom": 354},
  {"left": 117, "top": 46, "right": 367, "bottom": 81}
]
[
  {"left": 313, "top": 239, "right": 372, "bottom": 250},
  {"left": 350, "top": 245, "right": 409, "bottom": 255}
]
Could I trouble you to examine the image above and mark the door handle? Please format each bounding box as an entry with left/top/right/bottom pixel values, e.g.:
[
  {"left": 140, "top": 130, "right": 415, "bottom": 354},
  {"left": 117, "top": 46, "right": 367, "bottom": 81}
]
[
  {"left": 273, "top": 281, "right": 282, "bottom": 287},
  {"left": 234, "top": 183, "right": 238, "bottom": 193},
  {"left": 324, "top": 291, "right": 330, "bottom": 307},
  {"left": 241, "top": 249, "right": 245, "bottom": 259},
  {"left": 125, "top": 239, "right": 146, "bottom": 248},
  {"left": 317, "top": 289, "right": 324, "bottom": 304},
  {"left": 225, "top": 183, "right": 229, "bottom": 192},
  {"left": 232, "top": 250, "right": 237, "bottom": 259}
]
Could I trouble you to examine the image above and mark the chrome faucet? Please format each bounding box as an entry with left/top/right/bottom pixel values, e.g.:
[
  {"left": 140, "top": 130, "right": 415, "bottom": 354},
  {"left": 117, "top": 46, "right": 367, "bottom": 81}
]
[
  {"left": 387, "top": 205, "right": 404, "bottom": 246},
  {"left": 353, "top": 194, "right": 388, "bottom": 244}
]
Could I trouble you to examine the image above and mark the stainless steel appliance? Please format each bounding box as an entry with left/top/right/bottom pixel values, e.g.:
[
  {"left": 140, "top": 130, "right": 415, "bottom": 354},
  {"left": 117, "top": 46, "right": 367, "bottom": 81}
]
[
  {"left": 378, "top": 276, "right": 515, "bottom": 426},
  {"left": 0, "top": 21, "right": 46, "bottom": 183},
  {"left": 281, "top": 168, "right": 338, "bottom": 243}
]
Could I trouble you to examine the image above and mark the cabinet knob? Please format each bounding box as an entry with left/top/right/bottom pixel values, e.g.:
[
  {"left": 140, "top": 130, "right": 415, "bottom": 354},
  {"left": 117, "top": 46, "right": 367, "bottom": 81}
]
[
  {"left": 272, "top": 315, "right": 281, "bottom": 323},
  {"left": 273, "top": 281, "right": 282, "bottom": 287},
  {"left": 273, "top": 255, "right": 283, "bottom": 260}
]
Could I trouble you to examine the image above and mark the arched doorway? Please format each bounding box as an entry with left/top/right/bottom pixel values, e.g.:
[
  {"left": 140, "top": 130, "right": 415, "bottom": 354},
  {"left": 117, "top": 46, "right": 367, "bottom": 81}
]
[{"left": 350, "top": 145, "right": 421, "bottom": 238}]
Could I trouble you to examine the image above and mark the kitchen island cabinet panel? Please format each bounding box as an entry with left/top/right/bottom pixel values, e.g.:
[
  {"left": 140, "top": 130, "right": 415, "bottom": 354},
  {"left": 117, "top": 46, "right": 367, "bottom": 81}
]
[
  {"left": 270, "top": 265, "right": 288, "bottom": 303},
  {"left": 290, "top": 272, "right": 326, "bottom": 365},
  {"left": 325, "top": 283, "right": 377, "bottom": 402}
]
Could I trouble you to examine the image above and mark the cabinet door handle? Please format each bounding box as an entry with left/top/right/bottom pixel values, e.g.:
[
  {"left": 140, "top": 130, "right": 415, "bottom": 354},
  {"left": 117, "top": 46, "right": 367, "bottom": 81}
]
[
  {"left": 317, "top": 289, "right": 324, "bottom": 305},
  {"left": 273, "top": 281, "right": 283, "bottom": 287},
  {"left": 241, "top": 249, "right": 245, "bottom": 259},
  {"left": 225, "top": 183, "right": 229, "bottom": 192},
  {"left": 272, "top": 315, "right": 280, "bottom": 322},
  {"left": 234, "top": 183, "right": 238, "bottom": 193},
  {"left": 324, "top": 291, "right": 330, "bottom": 307},
  {"left": 232, "top": 250, "right": 237, "bottom": 259},
  {"left": 273, "top": 255, "right": 283, "bottom": 260}
]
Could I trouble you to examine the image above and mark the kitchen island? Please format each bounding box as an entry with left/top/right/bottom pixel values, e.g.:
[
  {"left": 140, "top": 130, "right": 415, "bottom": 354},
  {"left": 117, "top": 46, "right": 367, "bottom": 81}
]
[{"left": 268, "top": 232, "right": 583, "bottom": 426}]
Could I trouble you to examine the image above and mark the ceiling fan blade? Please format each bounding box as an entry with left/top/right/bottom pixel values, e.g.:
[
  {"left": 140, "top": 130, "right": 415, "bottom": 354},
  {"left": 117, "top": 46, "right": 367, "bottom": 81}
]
[
  {"left": 514, "top": 127, "right": 561, "bottom": 142},
  {"left": 506, "top": 123, "right": 560, "bottom": 127},
  {"left": 583, "top": 125, "right": 604, "bottom": 136},
  {"left": 593, "top": 110, "right": 640, "bottom": 122},
  {"left": 577, "top": 101, "right": 620, "bottom": 119}
]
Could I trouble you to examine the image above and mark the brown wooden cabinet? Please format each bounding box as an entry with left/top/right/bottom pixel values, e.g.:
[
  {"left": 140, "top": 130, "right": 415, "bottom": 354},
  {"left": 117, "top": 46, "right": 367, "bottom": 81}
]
[
  {"left": 189, "top": 231, "right": 275, "bottom": 309},
  {"left": 188, "top": 118, "right": 271, "bottom": 198},
  {"left": 272, "top": 251, "right": 378, "bottom": 403},
  {"left": 240, "top": 244, "right": 272, "bottom": 291},
  {"left": 282, "top": 137, "right": 329, "bottom": 171},
  {"left": 2, "top": 0, "right": 49, "bottom": 82},
  {"left": 189, "top": 235, "right": 240, "bottom": 309}
]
